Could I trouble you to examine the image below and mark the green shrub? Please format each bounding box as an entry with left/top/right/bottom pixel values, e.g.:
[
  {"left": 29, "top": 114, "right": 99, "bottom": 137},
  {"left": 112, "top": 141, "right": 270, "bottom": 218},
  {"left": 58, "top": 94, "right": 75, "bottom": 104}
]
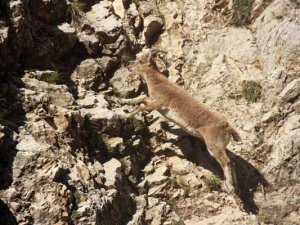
[
  {"left": 132, "top": 0, "right": 146, "bottom": 5},
  {"left": 67, "top": 0, "right": 86, "bottom": 21},
  {"left": 172, "top": 220, "right": 185, "bottom": 225},
  {"left": 120, "top": 51, "right": 135, "bottom": 66},
  {"left": 171, "top": 177, "right": 186, "bottom": 189},
  {"left": 171, "top": 177, "right": 190, "bottom": 197},
  {"left": 71, "top": 210, "right": 80, "bottom": 220},
  {"left": 41, "top": 72, "right": 58, "bottom": 84},
  {"left": 131, "top": 118, "right": 145, "bottom": 133},
  {"left": 231, "top": 0, "right": 254, "bottom": 26},
  {"left": 73, "top": 190, "right": 81, "bottom": 204},
  {"left": 118, "top": 158, "right": 128, "bottom": 171},
  {"left": 204, "top": 175, "right": 222, "bottom": 191},
  {"left": 242, "top": 81, "right": 262, "bottom": 103}
]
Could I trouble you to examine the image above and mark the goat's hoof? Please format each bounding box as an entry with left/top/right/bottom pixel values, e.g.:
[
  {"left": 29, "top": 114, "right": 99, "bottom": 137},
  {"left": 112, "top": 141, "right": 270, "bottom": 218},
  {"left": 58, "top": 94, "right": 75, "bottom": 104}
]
[{"left": 225, "top": 184, "right": 238, "bottom": 195}]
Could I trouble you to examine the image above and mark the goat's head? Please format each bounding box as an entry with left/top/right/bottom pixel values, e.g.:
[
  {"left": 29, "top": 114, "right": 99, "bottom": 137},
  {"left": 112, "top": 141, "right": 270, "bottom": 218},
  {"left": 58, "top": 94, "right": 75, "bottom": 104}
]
[{"left": 128, "top": 49, "right": 165, "bottom": 74}]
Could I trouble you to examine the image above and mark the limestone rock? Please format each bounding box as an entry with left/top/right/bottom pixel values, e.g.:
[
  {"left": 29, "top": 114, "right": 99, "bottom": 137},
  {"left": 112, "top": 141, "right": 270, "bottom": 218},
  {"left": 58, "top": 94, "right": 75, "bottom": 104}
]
[
  {"left": 2, "top": 0, "right": 300, "bottom": 224},
  {"left": 110, "top": 67, "right": 142, "bottom": 98},
  {"left": 145, "top": 199, "right": 167, "bottom": 225},
  {"left": 184, "top": 206, "right": 258, "bottom": 225},
  {"left": 22, "top": 78, "right": 74, "bottom": 107},
  {"left": 113, "top": 0, "right": 126, "bottom": 19},
  {"left": 0, "top": 21, "right": 11, "bottom": 71},
  {"left": 1, "top": 0, "right": 33, "bottom": 72},
  {"left": 73, "top": 57, "right": 119, "bottom": 90},
  {"left": 263, "top": 114, "right": 300, "bottom": 185},
  {"left": 253, "top": 0, "right": 300, "bottom": 73},
  {"left": 75, "top": 1, "right": 122, "bottom": 54},
  {"left": 278, "top": 78, "right": 300, "bottom": 104},
  {"left": 30, "top": 183, "right": 71, "bottom": 224},
  {"left": 138, "top": 1, "right": 159, "bottom": 17},
  {"left": 139, "top": 164, "right": 169, "bottom": 187},
  {"left": 23, "top": 70, "right": 59, "bottom": 82},
  {"left": 103, "top": 158, "right": 122, "bottom": 188}
]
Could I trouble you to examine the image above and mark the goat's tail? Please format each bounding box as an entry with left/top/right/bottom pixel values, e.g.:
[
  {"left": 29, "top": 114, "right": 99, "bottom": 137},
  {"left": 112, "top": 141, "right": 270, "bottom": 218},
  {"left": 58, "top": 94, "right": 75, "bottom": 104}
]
[{"left": 229, "top": 127, "right": 241, "bottom": 142}]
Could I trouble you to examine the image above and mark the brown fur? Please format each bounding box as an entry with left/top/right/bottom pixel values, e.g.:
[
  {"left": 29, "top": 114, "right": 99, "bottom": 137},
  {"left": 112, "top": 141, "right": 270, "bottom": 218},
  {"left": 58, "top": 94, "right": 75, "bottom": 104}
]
[{"left": 121, "top": 53, "right": 241, "bottom": 193}]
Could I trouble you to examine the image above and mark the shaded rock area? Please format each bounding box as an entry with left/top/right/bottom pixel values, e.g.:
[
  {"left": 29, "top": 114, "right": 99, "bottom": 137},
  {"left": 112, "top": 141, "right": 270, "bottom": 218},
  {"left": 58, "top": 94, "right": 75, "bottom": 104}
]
[{"left": 0, "top": 0, "right": 300, "bottom": 224}]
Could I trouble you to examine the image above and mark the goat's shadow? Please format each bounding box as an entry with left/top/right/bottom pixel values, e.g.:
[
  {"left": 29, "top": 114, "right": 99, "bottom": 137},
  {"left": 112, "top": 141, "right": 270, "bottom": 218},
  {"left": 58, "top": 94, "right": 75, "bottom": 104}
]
[
  {"left": 165, "top": 127, "right": 270, "bottom": 214},
  {"left": 0, "top": 199, "right": 17, "bottom": 225}
]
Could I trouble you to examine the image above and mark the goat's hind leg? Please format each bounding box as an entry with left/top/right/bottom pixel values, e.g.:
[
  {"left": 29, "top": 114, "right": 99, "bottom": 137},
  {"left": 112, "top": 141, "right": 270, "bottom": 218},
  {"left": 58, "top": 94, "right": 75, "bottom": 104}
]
[
  {"left": 206, "top": 142, "right": 238, "bottom": 193},
  {"left": 217, "top": 150, "right": 237, "bottom": 193}
]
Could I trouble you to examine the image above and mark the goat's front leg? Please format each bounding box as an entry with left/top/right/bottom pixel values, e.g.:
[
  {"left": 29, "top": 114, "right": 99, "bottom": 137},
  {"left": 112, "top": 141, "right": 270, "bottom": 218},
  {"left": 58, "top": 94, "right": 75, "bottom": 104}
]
[
  {"left": 128, "top": 98, "right": 162, "bottom": 117},
  {"left": 118, "top": 94, "right": 148, "bottom": 105}
]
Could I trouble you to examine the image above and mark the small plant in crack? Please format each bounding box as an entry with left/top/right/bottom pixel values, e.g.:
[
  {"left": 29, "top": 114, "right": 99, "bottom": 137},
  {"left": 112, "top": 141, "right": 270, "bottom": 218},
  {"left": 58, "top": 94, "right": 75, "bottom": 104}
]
[
  {"left": 118, "top": 158, "right": 128, "bottom": 172},
  {"left": 171, "top": 220, "right": 185, "bottom": 225},
  {"left": 67, "top": 0, "right": 86, "bottom": 21},
  {"left": 73, "top": 190, "right": 81, "bottom": 204},
  {"left": 71, "top": 210, "right": 81, "bottom": 220},
  {"left": 231, "top": 0, "right": 254, "bottom": 26},
  {"left": 204, "top": 175, "right": 222, "bottom": 191},
  {"left": 242, "top": 81, "right": 262, "bottom": 103},
  {"left": 120, "top": 50, "right": 136, "bottom": 66},
  {"left": 171, "top": 177, "right": 190, "bottom": 197},
  {"left": 132, "top": 0, "right": 146, "bottom": 5},
  {"left": 41, "top": 72, "right": 59, "bottom": 84}
]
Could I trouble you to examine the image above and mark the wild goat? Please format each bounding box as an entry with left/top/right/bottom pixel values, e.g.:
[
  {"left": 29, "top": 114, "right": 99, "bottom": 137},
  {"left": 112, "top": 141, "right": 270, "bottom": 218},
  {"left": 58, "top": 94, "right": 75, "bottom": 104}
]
[{"left": 118, "top": 50, "right": 241, "bottom": 193}]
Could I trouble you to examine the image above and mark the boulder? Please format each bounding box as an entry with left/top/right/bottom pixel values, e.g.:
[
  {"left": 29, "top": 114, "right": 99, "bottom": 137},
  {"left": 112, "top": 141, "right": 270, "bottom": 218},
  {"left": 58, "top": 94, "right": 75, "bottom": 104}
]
[
  {"left": 113, "top": 0, "right": 126, "bottom": 19},
  {"left": 75, "top": 1, "right": 122, "bottom": 54},
  {"left": 110, "top": 67, "right": 142, "bottom": 98},
  {"left": 143, "top": 15, "right": 164, "bottom": 46},
  {"left": 103, "top": 158, "right": 122, "bottom": 188},
  {"left": 22, "top": 78, "right": 74, "bottom": 107},
  {"left": 278, "top": 78, "right": 300, "bottom": 104},
  {"left": 72, "top": 57, "right": 119, "bottom": 91}
]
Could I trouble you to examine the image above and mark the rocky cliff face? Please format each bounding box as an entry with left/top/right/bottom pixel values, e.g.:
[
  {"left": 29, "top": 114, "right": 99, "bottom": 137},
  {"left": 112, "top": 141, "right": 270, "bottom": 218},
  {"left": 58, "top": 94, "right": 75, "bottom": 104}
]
[{"left": 0, "top": 0, "right": 300, "bottom": 224}]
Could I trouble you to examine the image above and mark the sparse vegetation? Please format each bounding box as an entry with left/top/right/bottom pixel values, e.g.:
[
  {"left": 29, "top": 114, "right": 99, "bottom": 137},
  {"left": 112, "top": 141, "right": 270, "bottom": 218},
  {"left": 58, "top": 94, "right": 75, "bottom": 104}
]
[
  {"left": 84, "top": 116, "right": 111, "bottom": 153},
  {"left": 41, "top": 72, "right": 58, "bottom": 84},
  {"left": 120, "top": 51, "right": 135, "bottom": 66},
  {"left": 242, "top": 81, "right": 262, "bottom": 103},
  {"left": 132, "top": 0, "right": 146, "bottom": 5},
  {"left": 171, "top": 177, "right": 190, "bottom": 197},
  {"left": 290, "top": 0, "right": 300, "bottom": 6},
  {"left": 158, "top": 11, "right": 166, "bottom": 23},
  {"left": 231, "top": 0, "right": 254, "bottom": 26},
  {"left": 71, "top": 210, "right": 81, "bottom": 220},
  {"left": 171, "top": 220, "right": 185, "bottom": 225},
  {"left": 67, "top": 0, "right": 86, "bottom": 21},
  {"left": 119, "top": 158, "right": 128, "bottom": 171},
  {"left": 204, "top": 175, "right": 222, "bottom": 191},
  {"left": 128, "top": 117, "right": 145, "bottom": 133},
  {"left": 171, "top": 177, "right": 186, "bottom": 189},
  {"left": 73, "top": 190, "right": 81, "bottom": 204}
]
